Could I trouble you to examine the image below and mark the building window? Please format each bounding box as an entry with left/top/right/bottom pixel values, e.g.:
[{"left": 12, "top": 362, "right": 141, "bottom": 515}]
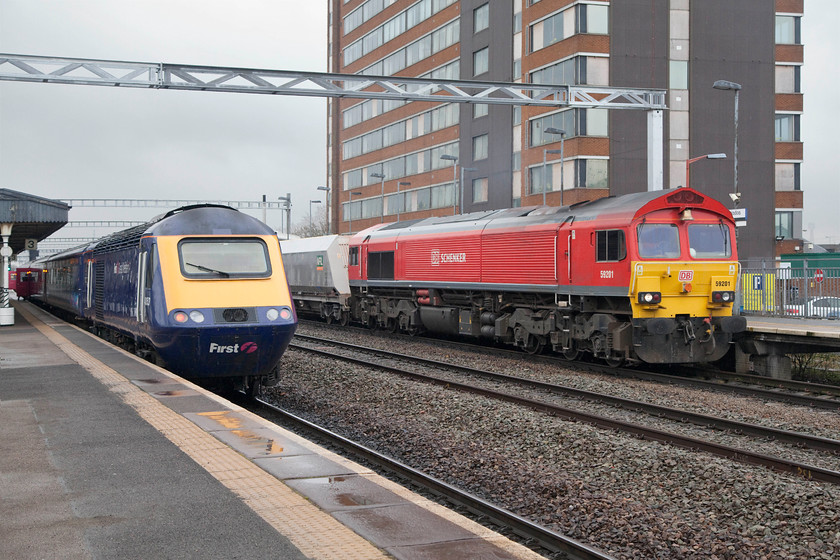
[
  {"left": 528, "top": 165, "right": 552, "bottom": 195},
  {"left": 775, "top": 15, "right": 801, "bottom": 45},
  {"left": 775, "top": 211, "right": 793, "bottom": 239},
  {"left": 775, "top": 163, "right": 801, "bottom": 191},
  {"left": 473, "top": 103, "right": 489, "bottom": 119},
  {"left": 576, "top": 159, "right": 608, "bottom": 189},
  {"left": 474, "top": 3, "right": 489, "bottom": 33},
  {"left": 576, "top": 4, "right": 608, "bottom": 34},
  {"left": 473, "top": 134, "right": 489, "bottom": 160},
  {"left": 472, "top": 177, "right": 488, "bottom": 203},
  {"left": 473, "top": 47, "right": 489, "bottom": 76},
  {"left": 669, "top": 60, "right": 688, "bottom": 90},
  {"left": 775, "top": 114, "right": 800, "bottom": 142},
  {"left": 775, "top": 65, "right": 801, "bottom": 94},
  {"left": 530, "top": 110, "right": 573, "bottom": 147}
]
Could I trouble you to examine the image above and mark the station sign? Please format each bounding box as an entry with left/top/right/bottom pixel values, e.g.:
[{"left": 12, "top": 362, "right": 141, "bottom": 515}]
[{"left": 730, "top": 208, "right": 747, "bottom": 227}]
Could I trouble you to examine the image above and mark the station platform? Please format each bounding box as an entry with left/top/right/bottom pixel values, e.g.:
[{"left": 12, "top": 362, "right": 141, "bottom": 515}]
[{"left": 0, "top": 301, "right": 544, "bottom": 560}]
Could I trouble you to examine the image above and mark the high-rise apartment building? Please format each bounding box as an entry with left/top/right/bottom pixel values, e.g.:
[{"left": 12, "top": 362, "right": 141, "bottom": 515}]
[{"left": 327, "top": 0, "right": 804, "bottom": 261}]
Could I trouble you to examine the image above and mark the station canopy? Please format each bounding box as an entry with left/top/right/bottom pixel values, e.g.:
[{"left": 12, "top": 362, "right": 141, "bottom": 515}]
[{"left": 0, "top": 188, "right": 70, "bottom": 255}]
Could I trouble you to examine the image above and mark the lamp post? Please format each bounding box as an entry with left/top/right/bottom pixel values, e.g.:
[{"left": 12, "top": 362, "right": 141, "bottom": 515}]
[
  {"left": 712, "top": 80, "right": 741, "bottom": 208},
  {"left": 542, "top": 127, "right": 566, "bottom": 206},
  {"left": 370, "top": 172, "right": 386, "bottom": 222},
  {"left": 397, "top": 181, "right": 411, "bottom": 221},
  {"left": 317, "top": 185, "right": 330, "bottom": 232},
  {"left": 440, "top": 154, "right": 458, "bottom": 214},
  {"left": 685, "top": 153, "right": 726, "bottom": 189},
  {"left": 308, "top": 200, "right": 322, "bottom": 232},
  {"left": 347, "top": 191, "right": 362, "bottom": 234}
]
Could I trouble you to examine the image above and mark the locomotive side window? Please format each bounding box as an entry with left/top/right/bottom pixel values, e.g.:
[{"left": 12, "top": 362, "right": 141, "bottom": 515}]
[
  {"left": 637, "top": 223, "right": 680, "bottom": 258},
  {"left": 367, "top": 251, "right": 395, "bottom": 280},
  {"left": 688, "top": 224, "right": 731, "bottom": 258},
  {"left": 596, "top": 230, "right": 626, "bottom": 262},
  {"left": 349, "top": 246, "right": 359, "bottom": 266},
  {"left": 178, "top": 238, "right": 271, "bottom": 279}
]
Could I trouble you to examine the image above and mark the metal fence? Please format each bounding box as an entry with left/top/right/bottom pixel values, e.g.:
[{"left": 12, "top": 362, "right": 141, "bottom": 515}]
[{"left": 740, "top": 261, "right": 840, "bottom": 319}]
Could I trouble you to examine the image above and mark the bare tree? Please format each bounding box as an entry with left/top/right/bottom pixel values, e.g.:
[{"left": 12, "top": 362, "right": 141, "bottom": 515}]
[{"left": 291, "top": 205, "right": 330, "bottom": 238}]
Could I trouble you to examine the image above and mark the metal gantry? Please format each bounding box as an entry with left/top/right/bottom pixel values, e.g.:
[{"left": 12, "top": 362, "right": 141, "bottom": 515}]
[
  {"left": 0, "top": 53, "right": 668, "bottom": 189},
  {"left": 0, "top": 53, "right": 666, "bottom": 110},
  {"left": 63, "top": 198, "right": 288, "bottom": 209}
]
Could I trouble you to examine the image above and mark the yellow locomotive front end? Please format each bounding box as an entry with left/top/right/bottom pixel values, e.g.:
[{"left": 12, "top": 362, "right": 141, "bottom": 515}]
[{"left": 629, "top": 216, "right": 746, "bottom": 363}]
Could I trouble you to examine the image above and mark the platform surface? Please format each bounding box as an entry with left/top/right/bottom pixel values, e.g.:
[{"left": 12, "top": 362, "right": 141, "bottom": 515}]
[{"left": 0, "top": 301, "right": 545, "bottom": 560}]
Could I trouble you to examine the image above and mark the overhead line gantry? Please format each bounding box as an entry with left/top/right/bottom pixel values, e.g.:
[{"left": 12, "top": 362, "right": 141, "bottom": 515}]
[{"left": 0, "top": 53, "right": 668, "bottom": 190}]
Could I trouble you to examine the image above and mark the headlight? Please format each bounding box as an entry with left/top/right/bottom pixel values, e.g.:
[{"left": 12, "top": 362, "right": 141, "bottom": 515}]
[
  {"left": 279, "top": 307, "right": 293, "bottom": 320},
  {"left": 712, "top": 291, "right": 735, "bottom": 303},
  {"left": 639, "top": 292, "right": 661, "bottom": 304},
  {"left": 266, "top": 308, "right": 279, "bottom": 321},
  {"left": 173, "top": 311, "right": 188, "bottom": 323},
  {"left": 189, "top": 310, "right": 205, "bottom": 323}
]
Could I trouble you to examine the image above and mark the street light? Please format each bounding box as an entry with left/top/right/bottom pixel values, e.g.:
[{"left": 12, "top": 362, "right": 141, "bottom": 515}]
[
  {"left": 685, "top": 153, "right": 726, "bottom": 189},
  {"left": 397, "top": 181, "right": 411, "bottom": 221},
  {"left": 542, "top": 127, "right": 566, "bottom": 205},
  {"left": 308, "top": 200, "right": 322, "bottom": 232},
  {"left": 440, "top": 154, "right": 458, "bottom": 214},
  {"left": 317, "top": 185, "right": 330, "bottom": 232},
  {"left": 712, "top": 80, "right": 742, "bottom": 208},
  {"left": 370, "top": 172, "right": 386, "bottom": 222},
  {"left": 347, "top": 191, "right": 363, "bottom": 234}
]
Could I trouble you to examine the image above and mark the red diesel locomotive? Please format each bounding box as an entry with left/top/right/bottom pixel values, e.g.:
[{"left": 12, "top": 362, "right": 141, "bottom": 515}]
[{"left": 336, "top": 187, "right": 745, "bottom": 365}]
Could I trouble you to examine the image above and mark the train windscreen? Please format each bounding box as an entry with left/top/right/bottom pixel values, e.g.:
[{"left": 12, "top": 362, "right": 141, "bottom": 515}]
[
  {"left": 688, "top": 223, "right": 732, "bottom": 258},
  {"left": 637, "top": 223, "right": 680, "bottom": 258},
  {"left": 178, "top": 238, "right": 271, "bottom": 278}
]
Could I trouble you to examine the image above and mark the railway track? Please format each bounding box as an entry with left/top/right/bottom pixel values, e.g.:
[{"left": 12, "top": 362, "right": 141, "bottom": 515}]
[
  {"left": 252, "top": 397, "right": 615, "bottom": 560},
  {"left": 291, "top": 335, "right": 840, "bottom": 485},
  {"left": 299, "top": 319, "right": 840, "bottom": 411}
]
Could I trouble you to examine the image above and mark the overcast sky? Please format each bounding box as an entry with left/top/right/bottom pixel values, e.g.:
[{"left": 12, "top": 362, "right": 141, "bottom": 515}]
[{"left": 1, "top": 1, "right": 838, "bottom": 246}]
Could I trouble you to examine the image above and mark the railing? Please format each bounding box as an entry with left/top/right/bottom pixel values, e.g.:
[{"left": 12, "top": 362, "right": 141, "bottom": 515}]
[{"left": 740, "top": 261, "right": 840, "bottom": 319}]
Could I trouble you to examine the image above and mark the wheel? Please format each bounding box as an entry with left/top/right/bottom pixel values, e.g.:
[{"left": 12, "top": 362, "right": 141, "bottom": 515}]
[
  {"left": 604, "top": 355, "right": 625, "bottom": 368},
  {"left": 325, "top": 314, "right": 334, "bottom": 325},
  {"left": 387, "top": 317, "right": 398, "bottom": 333},
  {"left": 340, "top": 311, "right": 350, "bottom": 326},
  {"left": 562, "top": 341, "right": 579, "bottom": 361},
  {"left": 523, "top": 334, "right": 545, "bottom": 355}
]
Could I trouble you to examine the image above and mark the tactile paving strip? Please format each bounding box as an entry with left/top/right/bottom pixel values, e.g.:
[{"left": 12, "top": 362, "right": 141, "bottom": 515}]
[{"left": 15, "top": 304, "right": 389, "bottom": 560}]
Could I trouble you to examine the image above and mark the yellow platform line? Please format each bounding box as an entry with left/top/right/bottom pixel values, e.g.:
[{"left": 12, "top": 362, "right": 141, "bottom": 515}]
[{"left": 15, "top": 304, "right": 389, "bottom": 560}]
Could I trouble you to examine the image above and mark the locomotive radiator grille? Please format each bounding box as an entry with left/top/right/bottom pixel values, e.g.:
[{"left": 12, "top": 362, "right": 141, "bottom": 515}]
[{"left": 213, "top": 307, "right": 257, "bottom": 323}]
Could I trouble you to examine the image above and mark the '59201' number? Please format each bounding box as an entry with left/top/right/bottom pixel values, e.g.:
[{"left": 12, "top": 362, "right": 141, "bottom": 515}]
[{"left": 600, "top": 270, "right": 614, "bottom": 279}]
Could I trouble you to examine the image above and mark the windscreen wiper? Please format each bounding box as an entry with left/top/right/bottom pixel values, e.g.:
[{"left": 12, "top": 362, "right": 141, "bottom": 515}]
[{"left": 185, "top": 262, "right": 230, "bottom": 277}]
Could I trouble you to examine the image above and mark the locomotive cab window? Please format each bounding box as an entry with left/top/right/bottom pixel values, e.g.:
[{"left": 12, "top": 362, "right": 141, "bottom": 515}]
[
  {"left": 349, "top": 246, "right": 359, "bottom": 266},
  {"left": 688, "top": 224, "right": 731, "bottom": 258},
  {"left": 178, "top": 238, "right": 271, "bottom": 279},
  {"left": 596, "top": 230, "right": 626, "bottom": 262},
  {"left": 637, "top": 223, "right": 680, "bottom": 259}
]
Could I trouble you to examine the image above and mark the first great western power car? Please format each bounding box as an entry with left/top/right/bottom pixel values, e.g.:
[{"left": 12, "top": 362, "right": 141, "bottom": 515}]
[{"left": 30, "top": 204, "right": 297, "bottom": 392}]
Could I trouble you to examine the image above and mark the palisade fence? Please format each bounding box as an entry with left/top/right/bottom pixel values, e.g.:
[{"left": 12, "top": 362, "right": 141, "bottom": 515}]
[{"left": 739, "top": 260, "right": 840, "bottom": 319}]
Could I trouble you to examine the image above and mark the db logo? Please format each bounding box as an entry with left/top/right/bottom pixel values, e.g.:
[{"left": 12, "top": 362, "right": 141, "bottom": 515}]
[
  {"left": 678, "top": 270, "right": 694, "bottom": 282},
  {"left": 240, "top": 342, "right": 258, "bottom": 354},
  {"left": 431, "top": 249, "right": 440, "bottom": 266}
]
